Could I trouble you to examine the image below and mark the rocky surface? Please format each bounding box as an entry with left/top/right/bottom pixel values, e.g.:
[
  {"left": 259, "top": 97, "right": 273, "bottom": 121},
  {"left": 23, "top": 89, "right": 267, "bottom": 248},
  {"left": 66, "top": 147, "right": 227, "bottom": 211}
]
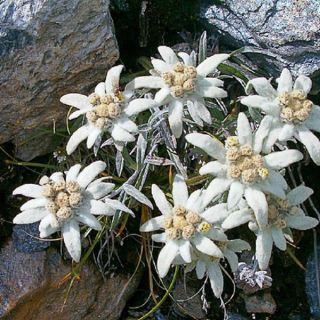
[
  {"left": 244, "top": 292, "right": 277, "bottom": 314},
  {"left": 171, "top": 274, "right": 207, "bottom": 319},
  {"left": 0, "top": 240, "right": 142, "bottom": 319},
  {"left": 227, "top": 313, "right": 249, "bottom": 320},
  {"left": 202, "top": 0, "right": 320, "bottom": 82},
  {"left": 12, "top": 223, "right": 50, "bottom": 253},
  {"left": 305, "top": 238, "right": 320, "bottom": 318},
  {"left": 0, "top": 0, "right": 119, "bottom": 160}
]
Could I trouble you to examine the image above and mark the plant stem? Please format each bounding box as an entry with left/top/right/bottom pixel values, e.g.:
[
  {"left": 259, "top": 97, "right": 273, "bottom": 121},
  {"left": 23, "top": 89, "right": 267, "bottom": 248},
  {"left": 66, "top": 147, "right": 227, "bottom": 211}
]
[
  {"left": 73, "top": 225, "right": 106, "bottom": 275},
  {"left": 138, "top": 266, "right": 179, "bottom": 320},
  {"left": 4, "top": 159, "right": 57, "bottom": 169},
  {"left": 287, "top": 246, "right": 306, "bottom": 271}
]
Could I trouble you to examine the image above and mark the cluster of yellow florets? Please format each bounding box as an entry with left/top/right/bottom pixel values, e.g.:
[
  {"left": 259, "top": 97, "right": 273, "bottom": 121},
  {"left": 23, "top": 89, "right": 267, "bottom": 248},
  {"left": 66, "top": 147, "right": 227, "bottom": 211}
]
[
  {"left": 226, "top": 136, "right": 269, "bottom": 184},
  {"left": 162, "top": 62, "right": 197, "bottom": 98},
  {"left": 41, "top": 178, "right": 82, "bottom": 223},
  {"left": 164, "top": 205, "right": 211, "bottom": 240},
  {"left": 278, "top": 90, "right": 313, "bottom": 123},
  {"left": 266, "top": 195, "right": 289, "bottom": 229},
  {"left": 86, "top": 93, "right": 123, "bottom": 129}
]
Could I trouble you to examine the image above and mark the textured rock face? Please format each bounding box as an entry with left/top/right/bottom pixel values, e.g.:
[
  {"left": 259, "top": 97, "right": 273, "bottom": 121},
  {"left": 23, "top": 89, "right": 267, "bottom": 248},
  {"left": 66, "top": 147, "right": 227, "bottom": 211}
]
[
  {"left": 305, "top": 238, "right": 320, "bottom": 317},
  {"left": 0, "top": 240, "right": 142, "bottom": 319},
  {"left": 12, "top": 223, "right": 50, "bottom": 253},
  {"left": 203, "top": 0, "right": 320, "bottom": 79},
  {"left": 172, "top": 275, "right": 206, "bottom": 319},
  {"left": 0, "top": 0, "right": 119, "bottom": 160},
  {"left": 244, "top": 292, "right": 277, "bottom": 314}
]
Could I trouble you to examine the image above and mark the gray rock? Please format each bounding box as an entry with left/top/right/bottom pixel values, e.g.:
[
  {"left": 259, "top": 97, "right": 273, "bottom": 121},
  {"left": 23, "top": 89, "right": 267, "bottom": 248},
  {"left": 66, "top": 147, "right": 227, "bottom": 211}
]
[
  {"left": 0, "top": 0, "right": 119, "bottom": 160},
  {"left": 0, "top": 239, "right": 143, "bottom": 319},
  {"left": 305, "top": 238, "right": 320, "bottom": 318},
  {"left": 202, "top": 0, "right": 320, "bottom": 81},
  {"left": 244, "top": 292, "right": 277, "bottom": 314},
  {"left": 12, "top": 223, "right": 50, "bottom": 253},
  {"left": 227, "top": 312, "right": 249, "bottom": 320},
  {"left": 0, "top": 240, "right": 47, "bottom": 317},
  {"left": 172, "top": 273, "right": 207, "bottom": 319}
]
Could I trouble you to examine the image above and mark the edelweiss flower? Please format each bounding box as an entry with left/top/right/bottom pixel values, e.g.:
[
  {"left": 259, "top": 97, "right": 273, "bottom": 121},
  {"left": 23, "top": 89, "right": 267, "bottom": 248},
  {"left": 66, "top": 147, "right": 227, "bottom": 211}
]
[
  {"left": 140, "top": 174, "right": 232, "bottom": 278},
  {"left": 186, "top": 112, "right": 303, "bottom": 228},
  {"left": 12, "top": 161, "right": 133, "bottom": 262},
  {"left": 61, "top": 65, "right": 157, "bottom": 153},
  {"left": 125, "top": 46, "right": 229, "bottom": 137},
  {"left": 187, "top": 239, "right": 250, "bottom": 298},
  {"left": 241, "top": 69, "right": 320, "bottom": 164},
  {"left": 223, "top": 185, "right": 319, "bottom": 270}
]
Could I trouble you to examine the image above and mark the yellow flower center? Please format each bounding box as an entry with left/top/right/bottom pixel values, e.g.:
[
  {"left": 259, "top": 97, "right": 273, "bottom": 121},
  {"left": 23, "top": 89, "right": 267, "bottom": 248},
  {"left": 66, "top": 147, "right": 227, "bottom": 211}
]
[
  {"left": 53, "top": 181, "right": 66, "bottom": 192},
  {"left": 165, "top": 227, "right": 181, "bottom": 240},
  {"left": 161, "top": 63, "right": 197, "bottom": 98},
  {"left": 278, "top": 90, "right": 313, "bottom": 123},
  {"left": 165, "top": 205, "right": 211, "bottom": 240},
  {"left": 164, "top": 216, "right": 173, "bottom": 229},
  {"left": 226, "top": 137, "right": 269, "bottom": 184},
  {"left": 56, "top": 207, "right": 73, "bottom": 221},
  {"left": 258, "top": 168, "right": 269, "bottom": 179},
  {"left": 43, "top": 179, "right": 82, "bottom": 223},
  {"left": 69, "top": 192, "right": 83, "bottom": 208},
  {"left": 86, "top": 93, "right": 123, "bottom": 130},
  {"left": 66, "top": 181, "right": 81, "bottom": 193},
  {"left": 182, "top": 225, "right": 196, "bottom": 239},
  {"left": 197, "top": 221, "right": 211, "bottom": 233},
  {"left": 173, "top": 215, "right": 189, "bottom": 229},
  {"left": 42, "top": 184, "right": 55, "bottom": 197},
  {"left": 226, "top": 136, "right": 238, "bottom": 147},
  {"left": 186, "top": 211, "right": 202, "bottom": 224}
]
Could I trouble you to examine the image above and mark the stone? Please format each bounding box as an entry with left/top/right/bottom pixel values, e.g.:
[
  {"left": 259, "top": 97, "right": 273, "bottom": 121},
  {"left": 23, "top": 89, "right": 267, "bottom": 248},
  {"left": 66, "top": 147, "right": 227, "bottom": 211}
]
[
  {"left": 244, "top": 292, "right": 277, "bottom": 314},
  {"left": 305, "top": 238, "right": 320, "bottom": 318},
  {"left": 0, "top": 240, "right": 143, "bottom": 319},
  {"left": 12, "top": 223, "right": 50, "bottom": 253},
  {"left": 171, "top": 273, "right": 207, "bottom": 319},
  {"left": 227, "top": 312, "right": 249, "bottom": 320},
  {"left": 0, "top": 0, "right": 119, "bottom": 160},
  {"left": 202, "top": 0, "right": 320, "bottom": 83},
  {"left": 0, "top": 240, "right": 47, "bottom": 317}
]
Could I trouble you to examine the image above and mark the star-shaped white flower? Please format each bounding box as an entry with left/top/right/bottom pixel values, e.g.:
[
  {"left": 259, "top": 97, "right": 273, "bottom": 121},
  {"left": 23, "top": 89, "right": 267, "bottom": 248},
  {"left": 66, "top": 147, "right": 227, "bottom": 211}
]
[
  {"left": 12, "top": 161, "right": 133, "bottom": 262},
  {"left": 241, "top": 68, "right": 320, "bottom": 164},
  {"left": 186, "top": 112, "right": 303, "bottom": 229},
  {"left": 222, "top": 185, "right": 319, "bottom": 270},
  {"left": 125, "top": 46, "right": 229, "bottom": 138},
  {"left": 188, "top": 239, "right": 250, "bottom": 298},
  {"left": 140, "top": 174, "right": 231, "bottom": 278},
  {"left": 61, "top": 65, "right": 157, "bottom": 153}
]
